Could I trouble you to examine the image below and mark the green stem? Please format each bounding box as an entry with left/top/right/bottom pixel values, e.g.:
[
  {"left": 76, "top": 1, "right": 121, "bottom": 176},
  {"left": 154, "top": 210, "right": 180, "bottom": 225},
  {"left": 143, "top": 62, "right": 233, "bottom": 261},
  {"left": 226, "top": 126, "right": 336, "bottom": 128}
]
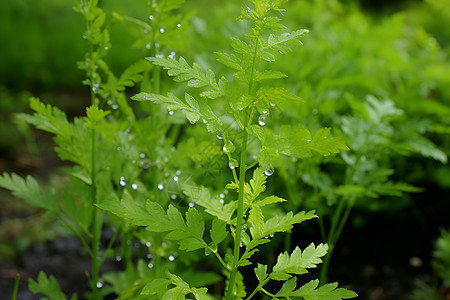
[
  {"left": 11, "top": 274, "right": 19, "bottom": 300},
  {"left": 90, "top": 126, "right": 102, "bottom": 299},
  {"left": 225, "top": 117, "right": 249, "bottom": 300},
  {"left": 319, "top": 197, "right": 346, "bottom": 283}
]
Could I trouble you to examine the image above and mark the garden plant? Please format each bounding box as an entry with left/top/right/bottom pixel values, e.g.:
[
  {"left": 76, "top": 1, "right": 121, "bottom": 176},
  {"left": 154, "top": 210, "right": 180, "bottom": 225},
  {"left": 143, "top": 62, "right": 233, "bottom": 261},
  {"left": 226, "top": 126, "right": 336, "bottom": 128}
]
[{"left": 0, "top": 0, "right": 359, "bottom": 299}]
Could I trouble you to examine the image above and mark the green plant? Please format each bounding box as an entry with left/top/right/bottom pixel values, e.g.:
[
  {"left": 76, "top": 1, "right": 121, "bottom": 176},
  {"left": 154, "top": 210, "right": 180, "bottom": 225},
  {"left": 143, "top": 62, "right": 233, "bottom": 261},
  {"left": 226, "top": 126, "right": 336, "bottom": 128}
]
[
  {"left": 99, "top": 0, "right": 356, "bottom": 298},
  {"left": 0, "top": 0, "right": 358, "bottom": 299},
  {"left": 412, "top": 228, "right": 450, "bottom": 300}
]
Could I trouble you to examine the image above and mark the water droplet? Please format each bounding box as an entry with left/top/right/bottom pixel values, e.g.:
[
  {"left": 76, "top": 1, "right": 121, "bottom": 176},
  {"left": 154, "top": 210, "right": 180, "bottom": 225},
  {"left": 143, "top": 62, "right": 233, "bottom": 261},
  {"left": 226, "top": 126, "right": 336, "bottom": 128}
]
[
  {"left": 171, "top": 194, "right": 177, "bottom": 200},
  {"left": 228, "top": 158, "right": 239, "bottom": 169},
  {"left": 156, "top": 54, "right": 164, "bottom": 58},
  {"left": 149, "top": 15, "right": 154, "bottom": 20},
  {"left": 139, "top": 153, "right": 146, "bottom": 158},
  {"left": 146, "top": 43, "right": 151, "bottom": 49},
  {"left": 264, "top": 165, "right": 274, "bottom": 176},
  {"left": 160, "top": 27, "right": 165, "bottom": 33},
  {"left": 307, "top": 139, "right": 311, "bottom": 142},
  {"left": 115, "top": 255, "right": 122, "bottom": 261},
  {"left": 220, "top": 199, "right": 224, "bottom": 204},
  {"left": 176, "top": 170, "right": 181, "bottom": 175},
  {"left": 82, "top": 34, "right": 87, "bottom": 39},
  {"left": 139, "top": 159, "right": 151, "bottom": 169},
  {"left": 169, "top": 111, "right": 174, "bottom": 115},
  {"left": 146, "top": 253, "right": 153, "bottom": 259},
  {"left": 258, "top": 113, "right": 268, "bottom": 126},
  {"left": 202, "top": 118, "right": 208, "bottom": 124},
  {"left": 96, "top": 282, "right": 103, "bottom": 288},
  {"left": 119, "top": 177, "right": 127, "bottom": 186},
  {"left": 132, "top": 159, "right": 136, "bottom": 164},
  {"left": 242, "top": 223, "right": 247, "bottom": 231},
  {"left": 270, "top": 103, "right": 276, "bottom": 107},
  {"left": 168, "top": 255, "right": 175, "bottom": 261},
  {"left": 157, "top": 184, "right": 164, "bottom": 190},
  {"left": 226, "top": 264, "right": 232, "bottom": 270},
  {"left": 104, "top": 46, "right": 109, "bottom": 50},
  {"left": 177, "top": 23, "right": 181, "bottom": 28},
  {"left": 148, "top": 263, "right": 154, "bottom": 268},
  {"left": 216, "top": 131, "right": 223, "bottom": 139},
  {"left": 131, "top": 183, "right": 138, "bottom": 190},
  {"left": 189, "top": 202, "right": 195, "bottom": 207},
  {"left": 205, "top": 248, "right": 211, "bottom": 256},
  {"left": 134, "top": 243, "right": 140, "bottom": 248},
  {"left": 146, "top": 242, "right": 152, "bottom": 247},
  {"left": 173, "top": 176, "right": 179, "bottom": 182},
  {"left": 269, "top": 233, "right": 274, "bottom": 238},
  {"left": 219, "top": 193, "right": 225, "bottom": 199},
  {"left": 144, "top": 28, "right": 149, "bottom": 34},
  {"left": 223, "top": 140, "right": 235, "bottom": 153},
  {"left": 112, "top": 104, "right": 119, "bottom": 110},
  {"left": 169, "top": 51, "right": 176, "bottom": 59}
]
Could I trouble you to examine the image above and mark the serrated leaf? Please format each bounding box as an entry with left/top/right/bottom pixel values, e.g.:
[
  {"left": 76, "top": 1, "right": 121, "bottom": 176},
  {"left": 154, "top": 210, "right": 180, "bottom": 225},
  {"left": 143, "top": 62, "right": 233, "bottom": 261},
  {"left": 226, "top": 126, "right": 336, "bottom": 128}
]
[
  {"left": 28, "top": 271, "right": 69, "bottom": 300},
  {"left": 210, "top": 218, "right": 228, "bottom": 245},
  {"left": 253, "top": 195, "right": 286, "bottom": 207},
  {"left": 249, "top": 206, "right": 264, "bottom": 236},
  {"left": 308, "top": 128, "right": 350, "bottom": 156},
  {"left": 215, "top": 52, "right": 243, "bottom": 71},
  {"left": 230, "top": 37, "right": 252, "bottom": 56},
  {"left": 255, "top": 264, "right": 268, "bottom": 283},
  {"left": 141, "top": 278, "right": 171, "bottom": 296},
  {"left": 0, "top": 173, "right": 58, "bottom": 213},
  {"left": 256, "top": 70, "right": 287, "bottom": 81},
  {"left": 251, "top": 210, "right": 317, "bottom": 240},
  {"left": 276, "top": 279, "right": 358, "bottom": 299},
  {"left": 272, "top": 243, "right": 328, "bottom": 280},
  {"left": 183, "top": 184, "right": 236, "bottom": 225},
  {"left": 147, "top": 56, "right": 224, "bottom": 99}
]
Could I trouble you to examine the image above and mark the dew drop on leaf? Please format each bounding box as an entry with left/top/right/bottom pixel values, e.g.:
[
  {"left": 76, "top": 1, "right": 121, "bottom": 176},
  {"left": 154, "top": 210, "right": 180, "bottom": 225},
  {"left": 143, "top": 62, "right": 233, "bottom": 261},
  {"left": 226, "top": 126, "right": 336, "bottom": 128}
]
[
  {"left": 171, "top": 194, "right": 177, "bottom": 200},
  {"left": 189, "top": 202, "right": 195, "bottom": 207},
  {"left": 146, "top": 242, "right": 151, "bottom": 247},
  {"left": 264, "top": 165, "right": 274, "bottom": 176},
  {"left": 228, "top": 158, "right": 239, "bottom": 169},
  {"left": 115, "top": 255, "right": 122, "bottom": 262},
  {"left": 220, "top": 199, "right": 224, "bottom": 204},
  {"left": 148, "top": 263, "right": 154, "bottom": 268},
  {"left": 168, "top": 255, "right": 175, "bottom": 261},
  {"left": 131, "top": 183, "right": 138, "bottom": 190},
  {"left": 119, "top": 177, "right": 126, "bottom": 186},
  {"left": 177, "top": 23, "right": 181, "bottom": 28},
  {"left": 205, "top": 248, "right": 211, "bottom": 256},
  {"left": 269, "top": 233, "right": 274, "bottom": 238},
  {"left": 216, "top": 131, "right": 223, "bottom": 139},
  {"left": 112, "top": 104, "right": 119, "bottom": 110},
  {"left": 149, "top": 15, "right": 154, "bottom": 20},
  {"left": 219, "top": 193, "right": 225, "bottom": 199},
  {"left": 173, "top": 175, "right": 179, "bottom": 182},
  {"left": 160, "top": 27, "right": 165, "bottom": 33},
  {"left": 223, "top": 140, "right": 235, "bottom": 153},
  {"left": 157, "top": 184, "right": 164, "bottom": 190},
  {"left": 258, "top": 111, "right": 269, "bottom": 126},
  {"left": 96, "top": 282, "right": 103, "bottom": 289},
  {"left": 176, "top": 170, "right": 181, "bottom": 175},
  {"left": 146, "top": 43, "right": 151, "bottom": 49},
  {"left": 168, "top": 111, "right": 174, "bottom": 115}
]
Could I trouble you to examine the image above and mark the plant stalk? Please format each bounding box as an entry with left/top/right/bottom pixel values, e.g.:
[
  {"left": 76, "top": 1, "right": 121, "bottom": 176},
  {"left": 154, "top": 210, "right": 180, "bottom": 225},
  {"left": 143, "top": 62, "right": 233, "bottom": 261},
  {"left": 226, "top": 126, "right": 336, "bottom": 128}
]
[{"left": 225, "top": 117, "right": 249, "bottom": 300}]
